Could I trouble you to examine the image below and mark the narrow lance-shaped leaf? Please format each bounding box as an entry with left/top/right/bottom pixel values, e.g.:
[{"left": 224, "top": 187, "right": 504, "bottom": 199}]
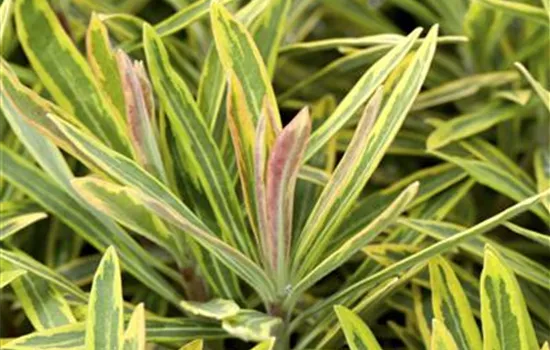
[
  {"left": 427, "top": 102, "right": 532, "bottom": 150},
  {"left": 211, "top": 2, "right": 281, "bottom": 130},
  {"left": 401, "top": 218, "right": 550, "bottom": 290},
  {"left": 14, "top": 0, "right": 131, "bottom": 155},
  {"left": 71, "top": 176, "right": 184, "bottom": 266},
  {"left": 226, "top": 75, "right": 262, "bottom": 238},
  {"left": 303, "top": 27, "right": 422, "bottom": 160},
  {"left": 0, "top": 0, "right": 13, "bottom": 44},
  {"left": 515, "top": 62, "right": 550, "bottom": 113},
  {"left": 292, "top": 182, "right": 418, "bottom": 297},
  {"left": 292, "top": 88, "right": 383, "bottom": 277},
  {"left": 221, "top": 310, "right": 281, "bottom": 342},
  {"left": 251, "top": 339, "right": 275, "bottom": 350},
  {"left": 334, "top": 306, "right": 383, "bottom": 350},
  {"left": 0, "top": 211, "right": 47, "bottom": 241},
  {"left": 296, "top": 24, "right": 438, "bottom": 278},
  {"left": 433, "top": 152, "right": 548, "bottom": 221},
  {"left": 477, "top": 0, "right": 549, "bottom": 27},
  {"left": 289, "top": 189, "right": 549, "bottom": 320},
  {"left": 534, "top": 148, "right": 550, "bottom": 213},
  {"left": 179, "top": 339, "right": 203, "bottom": 350},
  {"left": 504, "top": 222, "right": 550, "bottom": 248},
  {"left": 85, "top": 247, "right": 124, "bottom": 350},
  {"left": 251, "top": 0, "right": 291, "bottom": 77},
  {"left": 126, "top": 185, "right": 277, "bottom": 302},
  {"left": 0, "top": 59, "right": 74, "bottom": 188},
  {"left": 86, "top": 13, "right": 126, "bottom": 120},
  {"left": 429, "top": 257, "right": 483, "bottom": 350},
  {"left": 143, "top": 24, "right": 256, "bottom": 261},
  {"left": 179, "top": 298, "right": 240, "bottom": 320},
  {"left": 124, "top": 303, "right": 146, "bottom": 350},
  {"left": 117, "top": 50, "right": 167, "bottom": 182},
  {"left": 431, "top": 319, "right": 459, "bottom": 350},
  {"left": 3, "top": 318, "right": 227, "bottom": 349},
  {"left": 265, "top": 108, "right": 311, "bottom": 289},
  {"left": 481, "top": 245, "right": 539, "bottom": 350},
  {"left": 0, "top": 269, "right": 26, "bottom": 289},
  {"left": 36, "top": 113, "right": 276, "bottom": 301},
  {"left": 0, "top": 248, "right": 87, "bottom": 303},
  {"left": 0, "top": 145, "right": 183, "bottom": 305},
  {"left": 10, "top": 272, "right": 76, "bottom": 330}
]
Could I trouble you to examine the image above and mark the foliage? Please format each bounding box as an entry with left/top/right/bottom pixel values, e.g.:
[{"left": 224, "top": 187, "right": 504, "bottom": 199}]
[{"left": 0, "top": 0, "right": 548, "bottom": 349}]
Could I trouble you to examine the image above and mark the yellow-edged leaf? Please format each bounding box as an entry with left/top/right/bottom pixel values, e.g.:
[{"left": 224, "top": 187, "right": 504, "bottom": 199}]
[
  {"left": 334, "top": 306, "right": 383, "bottom": 350},
  {"left": 123, "top": 303, "right": 145, "bottom": 350},
  {"left": 429, "top": 257, "right": 482, "bottom": 349},
  {"left": 85, "top": 247, "right": 124, "bottom": 350},
  {"left": 481, "top": 245, "right": 539, "bottom": 350},
  {"left": 430, "top": 319, "right": 459, "bottom": 350}
]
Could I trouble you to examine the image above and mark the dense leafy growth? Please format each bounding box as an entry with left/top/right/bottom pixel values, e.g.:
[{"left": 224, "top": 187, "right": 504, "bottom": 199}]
[{"left": 0, "top": 0, "right": 548, "bottom": 349}]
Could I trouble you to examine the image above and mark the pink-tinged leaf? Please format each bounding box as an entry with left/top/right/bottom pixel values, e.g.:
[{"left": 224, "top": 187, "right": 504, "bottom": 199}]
[
  {"left": 254, "top": 113, "right": 269, "bottom": 260},
  {"left": 265, "top": 108, "right": 311, "bottom": 288},
  {"left": 116, "top": 50, "right": 166, "bottom": 182}
]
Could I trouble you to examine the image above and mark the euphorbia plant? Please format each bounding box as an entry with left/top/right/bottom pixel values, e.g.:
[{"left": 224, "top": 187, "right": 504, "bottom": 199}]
[{"left": 1, "top": 0, "right": 548, "bottom": 349}]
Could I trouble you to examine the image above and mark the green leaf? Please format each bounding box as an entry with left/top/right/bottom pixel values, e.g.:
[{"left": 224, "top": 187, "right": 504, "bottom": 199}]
[
  {"left": 10, "top": 272, "right": 76, "bottom": 330},
  {"left": 71, "top": 176, "right": 180, "bottom": 262},
  {"left": 429, "top": 257, "right": 482, "bottom": 349},
  {"left": 38, "top": 113, "right": 275, "bottom": 301},
  {"left": 226, "top": 80, "right": 268, "bottom": 240},
  {"left": 85, "top": 247, "right": 124, "bottom": 350},
  {"left": 250, "top": 338, "right": 275, "bottom": 350},
  {"left": 0, "top": 248, "right": 87, "bottom": 303},
  {"left": 118, "top": 0, "right": 236, "bottom": 51},
  {"left": 292, "top": 88, "right": 384, "bottom": 276},
  {"left": 430, "top": 319, "right": 459, "bottom": 350},
  {"left": 515, "top": 62, "right": 550, "bottom": 113},
  {"left": 481, "top": 245, "right": 539, "bottom": 350},
  {"left": 295, "top": 24, "right": 438, "bottom": 276},
  {"left": 179, "top": 299, "right": 240, "bottom": 320},
  {"left": 401, "top": 219, "right": 550, "bottom": 290},
  {"left": 86, "top": 13, "right": 126, "bottom": 121},
  {"left": 179, "top": 339, "right": 203, "bottom": 350},
  {"left": 56, "top": 254, "right": 101, "bottom": 286},
  {"left": 3, "top": 323, "right": 85, "bottom": 350},
  {"left": 3, "top": 318, "right": 227, "bottom": 349},
  {"left": 0, "top": 59, "right": 74, "bottom": 187},
  {"left": 0, "top": 269, "right": 26, "bottom": 289},
  {"left": 534, "top": 148, "right": 550, "bottom": 213},
  {"left": 0, "top": 145, "right": 183, "bottom": 305},
  {"left": 14, "top": 0, "right": 131, "bottom": 155},
  {"left": 292, "top": 182, "right": 418, "bottom": 298},
  {"left": 279, "top": 34, "right": 465, "bottom": 56},
  {"left": 293, "top": 189, "right": 549, "bottom": 321},
  {"left": 334, "top": 305, "right": 383, "bottom": 350},
  {"left": 413, "top": 71, "right": 519, "bottom": 111},
  {"left": 251, "top": 0, "right": 291, "bottom": 77},
  {"left": 0, "top": 0, "right": 13, "bottom": 42},
  {"left": 221, "top": 310, "right": 281, "bottom": 342},
  {"left": 303, "top": 27, "right": 422, "bottom": 160},
  {"left": 143, "top": 24, "right": 256, "bottom": 261},
  {"left": 0, "top": 211, "right": 47, "bottom": 241},
  {"left": 211, "top": 1, "right": 281, "bottom": 128},
  {"left": 477, "top": 0, "right": 549, "bottom": 27},
  {"left": 504, "top": 222, "right": 550, "bottom": 248},
  {"left": 432, "top": 152, "right": 548, "bottom": 221},
  {"left": 427, "top": 102, "right": 532, "bottom": 150},
  {"left": 123, "top": 304, "right": 145, "bottom": 350}
]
